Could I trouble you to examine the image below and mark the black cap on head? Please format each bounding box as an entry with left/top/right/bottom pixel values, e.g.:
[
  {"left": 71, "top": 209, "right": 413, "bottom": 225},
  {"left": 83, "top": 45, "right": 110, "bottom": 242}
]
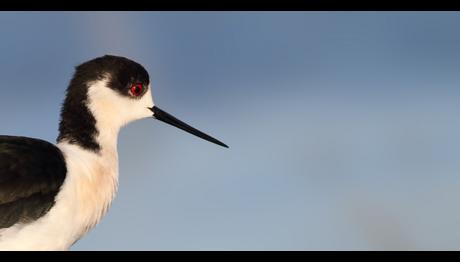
[{"left": 75, "top": 55, "right": 150, "bottom": 97}]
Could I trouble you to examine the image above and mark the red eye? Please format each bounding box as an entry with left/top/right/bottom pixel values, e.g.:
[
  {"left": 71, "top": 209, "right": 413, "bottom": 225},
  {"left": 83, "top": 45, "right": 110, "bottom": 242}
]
[{"left": 130, "top": 83, "right": 143, "bottom": 97}]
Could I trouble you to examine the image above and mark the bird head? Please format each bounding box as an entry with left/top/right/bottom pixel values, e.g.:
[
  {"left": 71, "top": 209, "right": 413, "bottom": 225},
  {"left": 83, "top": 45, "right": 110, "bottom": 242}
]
[{"left": 57, "top": 55, "right": 227, "bottom": 150}]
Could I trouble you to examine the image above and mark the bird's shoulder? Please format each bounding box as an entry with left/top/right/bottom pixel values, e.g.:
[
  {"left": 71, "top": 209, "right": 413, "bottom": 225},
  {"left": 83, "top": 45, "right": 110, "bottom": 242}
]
[{"left": 0, "top": 135, "right": 67, "bottom": 228}]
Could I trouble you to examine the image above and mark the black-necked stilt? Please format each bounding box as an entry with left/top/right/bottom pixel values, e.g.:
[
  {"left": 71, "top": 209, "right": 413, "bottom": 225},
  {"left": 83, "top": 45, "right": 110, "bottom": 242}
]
[{"left": 0, "top": 55, "right": 227, "bottom": 250}]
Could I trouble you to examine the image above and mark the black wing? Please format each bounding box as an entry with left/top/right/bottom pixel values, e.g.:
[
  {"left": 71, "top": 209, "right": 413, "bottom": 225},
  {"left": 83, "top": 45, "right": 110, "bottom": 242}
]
[{"left": 0, "top": 135, "right": 67, "bottom": 229}]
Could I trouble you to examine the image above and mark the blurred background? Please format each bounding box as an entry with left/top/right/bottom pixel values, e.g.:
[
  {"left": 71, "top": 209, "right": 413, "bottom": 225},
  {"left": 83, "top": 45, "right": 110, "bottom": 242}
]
[{"left": 0, "top": 11, "right": 460, "bottom": 250}]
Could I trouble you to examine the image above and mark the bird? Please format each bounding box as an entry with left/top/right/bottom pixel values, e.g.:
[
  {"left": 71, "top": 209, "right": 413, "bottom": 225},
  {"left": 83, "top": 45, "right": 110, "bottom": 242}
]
[{"left": 0, "top": 55, "right": 228, "bottom": 251}]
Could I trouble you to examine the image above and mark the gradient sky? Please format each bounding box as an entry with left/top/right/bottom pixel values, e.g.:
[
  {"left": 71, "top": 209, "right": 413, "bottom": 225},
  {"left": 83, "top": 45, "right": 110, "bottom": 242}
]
[{"left": 1, "top": 12, "right": 460, "bottom": 250}]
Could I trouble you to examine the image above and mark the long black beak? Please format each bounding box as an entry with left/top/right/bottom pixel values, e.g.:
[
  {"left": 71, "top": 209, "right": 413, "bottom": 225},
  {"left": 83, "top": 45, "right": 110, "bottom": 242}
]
[{"left": 149, "top": 106, "right": 228, "bottom": 148}]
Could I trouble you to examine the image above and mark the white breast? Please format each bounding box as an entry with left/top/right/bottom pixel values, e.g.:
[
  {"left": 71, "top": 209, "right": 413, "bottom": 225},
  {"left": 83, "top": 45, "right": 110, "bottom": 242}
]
[{"left": 0, "top": 142, "right": 119, "bottom": 251}]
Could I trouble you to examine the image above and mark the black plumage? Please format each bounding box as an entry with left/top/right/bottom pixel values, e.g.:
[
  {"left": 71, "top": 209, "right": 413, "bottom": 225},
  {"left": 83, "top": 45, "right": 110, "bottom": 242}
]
[
  {"left": 57, "top": 55, "right": 150, "bottom": 152},
  {"left": 0, "top": 136, "right": 66, "bottom": 229}
]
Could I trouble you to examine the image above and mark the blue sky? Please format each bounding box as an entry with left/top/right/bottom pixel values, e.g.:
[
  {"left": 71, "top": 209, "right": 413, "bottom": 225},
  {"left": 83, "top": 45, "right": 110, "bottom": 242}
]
[{"left": 1, "top": 12, "right": 460, "bottom": 250}]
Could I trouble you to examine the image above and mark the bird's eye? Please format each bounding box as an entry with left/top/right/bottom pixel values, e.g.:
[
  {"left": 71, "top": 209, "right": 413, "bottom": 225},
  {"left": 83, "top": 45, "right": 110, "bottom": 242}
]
[{"left": 130, "top": 83, "right": 143, "bottom": 97}]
